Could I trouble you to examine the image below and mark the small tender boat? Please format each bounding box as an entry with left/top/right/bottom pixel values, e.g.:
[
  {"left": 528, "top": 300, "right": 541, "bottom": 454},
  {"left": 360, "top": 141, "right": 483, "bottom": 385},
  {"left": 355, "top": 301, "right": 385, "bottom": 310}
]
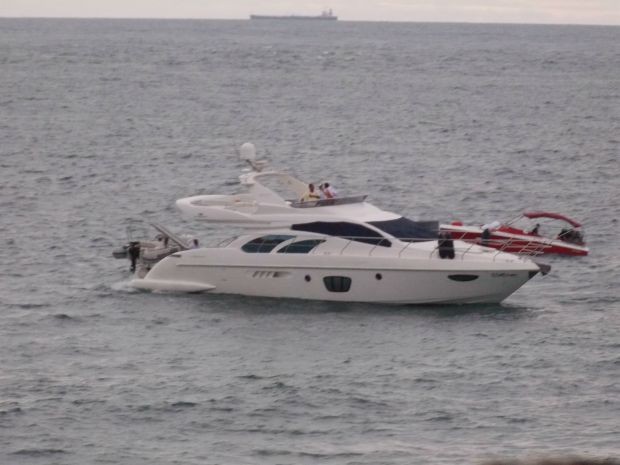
[
  {"left": 122, "top": 143, "right": 550, "bottom": 304},
  {"left": 440, "top": 212, "right": 588, "bottom": 256}
]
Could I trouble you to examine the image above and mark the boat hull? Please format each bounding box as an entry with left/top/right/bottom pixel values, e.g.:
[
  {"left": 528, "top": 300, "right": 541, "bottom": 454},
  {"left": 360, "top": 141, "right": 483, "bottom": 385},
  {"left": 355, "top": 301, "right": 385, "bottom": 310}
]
[{"left": 132, "top": 251, "right": 540, "bottom": 304}]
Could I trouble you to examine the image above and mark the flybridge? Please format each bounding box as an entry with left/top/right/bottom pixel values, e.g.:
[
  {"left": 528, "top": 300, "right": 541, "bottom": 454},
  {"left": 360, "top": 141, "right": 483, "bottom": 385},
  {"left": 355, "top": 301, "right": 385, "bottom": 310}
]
[{"left": 175, "top": 143, "right": 398, "bottom": 227}]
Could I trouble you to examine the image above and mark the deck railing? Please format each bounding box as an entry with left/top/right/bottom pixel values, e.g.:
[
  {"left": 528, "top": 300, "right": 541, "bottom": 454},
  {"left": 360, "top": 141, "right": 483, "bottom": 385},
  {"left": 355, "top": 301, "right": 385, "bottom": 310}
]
[
  {"left": 288, "top": 195, "right": 368, "bottom": 208},
  {"left": 216, "top": 233, "right": 548, "bottom": 262},
  {"left": 331, "top": 235, "right": 549, "bottom": 261}
]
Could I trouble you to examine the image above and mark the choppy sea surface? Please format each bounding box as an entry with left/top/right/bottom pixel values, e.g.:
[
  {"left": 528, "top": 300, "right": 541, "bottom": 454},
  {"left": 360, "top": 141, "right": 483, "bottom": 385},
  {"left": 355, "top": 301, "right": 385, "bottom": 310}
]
[{"left": 1, "top": 18, "right": 619, "bottom": 464}]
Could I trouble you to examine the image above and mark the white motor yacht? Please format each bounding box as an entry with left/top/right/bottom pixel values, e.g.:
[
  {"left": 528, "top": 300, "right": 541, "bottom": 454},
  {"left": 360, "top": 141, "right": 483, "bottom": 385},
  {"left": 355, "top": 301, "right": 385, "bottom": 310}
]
[{"left": 129, "top": 144, "right": 548, "bottom": 304}]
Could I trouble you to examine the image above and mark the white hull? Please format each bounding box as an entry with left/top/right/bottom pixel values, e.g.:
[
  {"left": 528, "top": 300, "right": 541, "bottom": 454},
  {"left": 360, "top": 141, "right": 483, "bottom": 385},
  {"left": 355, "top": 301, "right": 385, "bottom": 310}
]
[{"left": 131, "top": 245, "right": 540, "bottom": 304}]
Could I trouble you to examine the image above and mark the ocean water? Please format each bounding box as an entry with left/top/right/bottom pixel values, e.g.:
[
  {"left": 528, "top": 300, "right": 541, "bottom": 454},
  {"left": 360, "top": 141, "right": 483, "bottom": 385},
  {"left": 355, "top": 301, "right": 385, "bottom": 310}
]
[{"left": 0, "top": 18, "right": 619, "bottom": 464}]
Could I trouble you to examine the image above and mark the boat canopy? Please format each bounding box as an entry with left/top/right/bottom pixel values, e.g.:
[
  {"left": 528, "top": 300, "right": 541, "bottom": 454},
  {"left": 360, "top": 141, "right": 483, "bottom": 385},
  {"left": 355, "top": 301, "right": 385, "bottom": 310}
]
[{"left": 522, "top": 212, "right": 582, "bottom": 228}]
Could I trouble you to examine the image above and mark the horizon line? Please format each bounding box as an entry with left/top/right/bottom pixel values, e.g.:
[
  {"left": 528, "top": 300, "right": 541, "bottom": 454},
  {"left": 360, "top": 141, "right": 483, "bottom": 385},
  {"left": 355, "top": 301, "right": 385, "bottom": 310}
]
[{"left": 0, "top": 15, "right": 618, "bottom": 27}]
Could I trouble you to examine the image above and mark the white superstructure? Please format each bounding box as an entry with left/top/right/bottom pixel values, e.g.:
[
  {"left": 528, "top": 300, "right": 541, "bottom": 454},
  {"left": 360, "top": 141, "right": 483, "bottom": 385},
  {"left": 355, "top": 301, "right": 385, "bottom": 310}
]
[{"left": 130, "top": 144, "right": 546, "bottom": 304}]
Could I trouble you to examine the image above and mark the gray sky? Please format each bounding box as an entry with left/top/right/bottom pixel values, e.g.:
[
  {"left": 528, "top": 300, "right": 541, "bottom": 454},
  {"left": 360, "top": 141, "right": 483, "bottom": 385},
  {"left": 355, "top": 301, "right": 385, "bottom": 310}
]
[{"left": 1, "top": 0, "right": 619, "bottom": 25}]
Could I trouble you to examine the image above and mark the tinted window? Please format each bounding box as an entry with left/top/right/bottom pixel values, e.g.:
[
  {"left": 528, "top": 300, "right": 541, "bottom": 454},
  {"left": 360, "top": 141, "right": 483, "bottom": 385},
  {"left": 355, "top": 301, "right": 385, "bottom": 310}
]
[
  {"left": 241, "top": 235, "right": 294, "bottom": 253},
  {"left": 448, "top": 274, "right": 479, "bottom": 282},
  {"left": 369, "top": 217, "right": 438, "bottom": 242},
  {"left": 277, "top": 239, "right": 325, "bottom": 254},
  {"left": 291, "top": 222, "right": 391, "bottom": 247}
]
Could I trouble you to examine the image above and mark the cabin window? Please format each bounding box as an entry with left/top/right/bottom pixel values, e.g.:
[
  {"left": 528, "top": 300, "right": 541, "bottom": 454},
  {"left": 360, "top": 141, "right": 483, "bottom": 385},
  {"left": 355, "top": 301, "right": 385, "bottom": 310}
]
[
  {"left": 448, "top": 274, "right": 479, "bottom": 282},
  {"left": 369, "top": 217, "right": 439, "bottom": 242},
  {"left": 277, "top": 239, "right": 325, "bottom": 254},
  {"left": 291, "top": 222, "right": 391, "bottom": 247},
  {"left": 241, "top": 235, "right": 294, "bottom": 253},
  {"left": 323, "top": 276, "right": 352, "bottom": 292}
]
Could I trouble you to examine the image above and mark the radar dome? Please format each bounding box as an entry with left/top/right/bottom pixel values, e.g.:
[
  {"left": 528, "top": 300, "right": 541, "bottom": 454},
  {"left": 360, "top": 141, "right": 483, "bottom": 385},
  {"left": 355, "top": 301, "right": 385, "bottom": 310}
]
[{"left": 239, "top": 142, "right": 256, "bottom": 161}]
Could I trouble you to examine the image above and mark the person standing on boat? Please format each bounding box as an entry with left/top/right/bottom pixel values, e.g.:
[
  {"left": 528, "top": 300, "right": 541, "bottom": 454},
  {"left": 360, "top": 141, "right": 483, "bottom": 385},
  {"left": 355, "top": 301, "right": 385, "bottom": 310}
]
[{"left": 301, "top": 183, "right": 321, "bottom": 202}]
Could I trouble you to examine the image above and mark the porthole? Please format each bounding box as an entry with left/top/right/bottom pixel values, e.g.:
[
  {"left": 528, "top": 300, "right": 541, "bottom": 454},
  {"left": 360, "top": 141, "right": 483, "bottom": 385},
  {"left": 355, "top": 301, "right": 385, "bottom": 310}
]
[
  {"left": 304, "top": 275, "right": 311, "bottom": 282},
  {"left": 375, "top": 273, "right": 383, "bottom": 280}
]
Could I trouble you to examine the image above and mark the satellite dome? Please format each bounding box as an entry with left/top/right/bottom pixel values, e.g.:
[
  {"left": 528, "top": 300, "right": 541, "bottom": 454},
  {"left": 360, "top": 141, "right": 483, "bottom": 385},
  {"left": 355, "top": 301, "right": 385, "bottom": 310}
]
[{"left": 239, "top": 142, "right": 256, "bottom": 161}]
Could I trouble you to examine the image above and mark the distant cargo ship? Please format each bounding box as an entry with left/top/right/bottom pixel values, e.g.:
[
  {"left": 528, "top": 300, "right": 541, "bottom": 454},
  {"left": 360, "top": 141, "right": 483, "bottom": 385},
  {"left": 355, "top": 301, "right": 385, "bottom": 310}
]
[{"left": 250, "top": 9, "right": 337, "bottom": 20}]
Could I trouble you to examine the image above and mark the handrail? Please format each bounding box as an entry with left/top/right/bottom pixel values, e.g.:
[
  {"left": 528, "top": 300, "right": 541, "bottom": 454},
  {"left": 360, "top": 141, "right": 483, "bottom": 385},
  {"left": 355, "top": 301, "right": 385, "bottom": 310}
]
[
  {"left": 485, "top": 236, "right": 549, "bottom": 256},
  {"left": 461, "top": 241, "right": 479, "bottom": 261},
  {"left": 289, "top": 195, "right": 368, "bottom": 208},
  {"left": 398, "top": 241, "right": 414, "bottom": 258},
  {"left": 339, "top": 239, "right": 354, "bottom": 255},
  {"left": 215, "top": 233, "right": 551, "bottom": 261}
]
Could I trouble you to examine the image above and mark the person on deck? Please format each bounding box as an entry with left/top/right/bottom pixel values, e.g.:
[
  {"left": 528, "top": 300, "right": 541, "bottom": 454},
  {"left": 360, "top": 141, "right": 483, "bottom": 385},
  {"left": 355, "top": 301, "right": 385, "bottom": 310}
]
[
  {"left": 301, "top": 183, "right": 321, "bottom": 202},
  {"left": 320, "top": 182, "right": 337, "bottom": 199}
]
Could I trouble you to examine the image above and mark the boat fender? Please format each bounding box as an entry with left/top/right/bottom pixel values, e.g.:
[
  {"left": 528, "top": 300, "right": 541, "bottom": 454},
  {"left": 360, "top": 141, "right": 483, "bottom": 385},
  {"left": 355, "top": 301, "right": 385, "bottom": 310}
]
[{"left": 438, "top": 232, "right": 455, "bottom": 259}]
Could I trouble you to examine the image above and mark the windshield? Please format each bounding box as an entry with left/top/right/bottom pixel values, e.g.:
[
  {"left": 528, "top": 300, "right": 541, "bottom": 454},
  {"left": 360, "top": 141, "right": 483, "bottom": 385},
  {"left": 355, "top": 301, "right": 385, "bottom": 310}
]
[
  {"left": 369, "top": 217, "right": 439, "bottom": 242},
  {"left": 291, "top": 222, "right": 391, "bottom": 247}
]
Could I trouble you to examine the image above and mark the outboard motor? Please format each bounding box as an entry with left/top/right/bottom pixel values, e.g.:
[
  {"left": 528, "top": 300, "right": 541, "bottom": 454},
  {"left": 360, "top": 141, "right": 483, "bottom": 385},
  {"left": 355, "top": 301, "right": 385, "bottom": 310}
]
[
  {"left": 438, "top": 231, "right": 455, "bottom": 259},
  {"left": 128, "top": 241, "right": 141, "bottom": 272}
]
